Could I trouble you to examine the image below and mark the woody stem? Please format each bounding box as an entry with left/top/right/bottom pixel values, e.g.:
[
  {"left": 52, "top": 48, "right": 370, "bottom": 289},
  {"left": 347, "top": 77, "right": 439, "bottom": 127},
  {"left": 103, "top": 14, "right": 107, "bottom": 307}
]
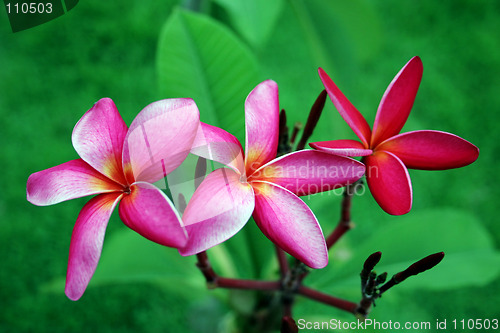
[
  {"left": 196, "top": 251, "right": 280, "bottom": 291},
  {"left": 327, "top": 184, "right": 355, "bottom": 249},
  {"left": 298, "top": 286, "right": 358, "bottom": 314},
  {"left": 276, "top": 246, "right": 290, "bottom": 276}
]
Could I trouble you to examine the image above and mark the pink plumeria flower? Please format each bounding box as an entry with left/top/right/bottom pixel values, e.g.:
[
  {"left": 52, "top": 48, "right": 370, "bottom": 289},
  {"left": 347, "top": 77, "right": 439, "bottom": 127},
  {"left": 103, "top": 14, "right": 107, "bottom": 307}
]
[
  {"left": 310, "top": 56, "right": 479, "bottom": 215},
  {"left": 27, "top": 98, "right": 199, "bottom": 300},
  {"left": 178, "top": 80, "right": 365, "bottom": 268}
]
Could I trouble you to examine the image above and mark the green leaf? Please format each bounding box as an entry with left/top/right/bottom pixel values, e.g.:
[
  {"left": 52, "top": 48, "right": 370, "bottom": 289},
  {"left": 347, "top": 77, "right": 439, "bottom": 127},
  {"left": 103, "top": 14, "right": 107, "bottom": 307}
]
[
  {"left": 309, "top": 209, "right": 500, "bottom": 292},
  {"left": 208, "top": 218, "right": 278, "bottom": 280},
  {"left": 213, "top": 0, "right": 284, "bottom": 48},
  {"left": 93, "top": 227, "right": 202, "bottom": 286},
  {"left": 42, "top": 227, "right": 205, "bottom": 299},
  {"left": 255, "top": 0, "right": 382, "bottom": 146},
  {"left": 304, "top": 0, "right": 382, "bottom": 63},
  {"left": 157, "top": 8, "right": 260, "bottom": 141}
]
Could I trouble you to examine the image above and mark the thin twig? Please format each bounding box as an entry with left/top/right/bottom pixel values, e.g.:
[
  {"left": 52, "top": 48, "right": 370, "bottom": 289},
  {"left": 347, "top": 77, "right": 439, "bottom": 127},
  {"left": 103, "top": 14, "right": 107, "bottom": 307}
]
[
  {"left": 326, "top": 184, "right": 355, "bottom": 249},
  {"left": 196, "top": 251, "right": 281, "bottom": 291},
  {"left": 296, "top": 184, "right": 356, "bottom": 282},
  {"left": 276, "top": 246, "right": 290, "bottom": 276},
  {"left": 217, "top": 277, "right": 280, "bottom": 291},
  {"left": 283, "top": 303, "right": 292, "bottom": 318},
  {"left": 196, "top": 252, "right": 217, "bottom": 285},
  {"left": 298, "top": 286, "right": 357, "bottom": 314}
]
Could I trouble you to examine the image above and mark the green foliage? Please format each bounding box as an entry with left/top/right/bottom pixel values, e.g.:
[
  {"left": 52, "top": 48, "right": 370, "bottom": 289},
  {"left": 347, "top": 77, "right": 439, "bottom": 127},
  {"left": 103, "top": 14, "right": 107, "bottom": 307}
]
[
  {"left": 295, "top": 209, "right": 500, "bottom": 328},
  {"left": 213, "top": 0, "right": 284, "bottom": 49},
  {"left": 157, "top": 8, "right": 260, "bottom": 141},
  {"left": 42, "top": 227, "right": 205, "bottom": 297},
  {"left": 310, "top": 209, "right": 500, "bottom": 293},
  {"left": 217, "top": 218, "right": 278, "bottom": 280}
]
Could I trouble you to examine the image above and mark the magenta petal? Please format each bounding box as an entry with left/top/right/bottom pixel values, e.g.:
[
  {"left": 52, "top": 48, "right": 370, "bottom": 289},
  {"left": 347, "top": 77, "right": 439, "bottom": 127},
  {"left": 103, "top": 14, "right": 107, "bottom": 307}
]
[
  {"left": 365, "top": 151, "right": 412, "bottom": 215},
  {"left": 27, "top": 159, "right": 123, "bottom": 206},
  {"left": 252, "top": 181, "right": 328, "bottom": 268},
  {"left": 377, "top": 130, "right": 479, "bottom": 170},
  {"left": 310, "top": 140, "right": 373, "bottom": 157},
  {"left": 118, "top": 182, "right": 187, "bottom": 248},
  {"left": 191, "top": 122, "right": 245, "bottom": 174},
  {"left": 371, "top": 56, "right": 423, "bottom": 147},
  {"left": 244, "top": 80, "right": 280, "bottom": 174},
  {"left": 318, "top": 68, "right": 371, "bottom": 147},
  {"left": 122, "top": 99, "right": 200, "bottom": 184},
  {"left": 179, "top": 168, "right": 255, "bottom": 256},
  {"left": 72, "top": 98, "right": 128, "bottom": 185},
  {"left": 251, "top": 150, "right": 365, "bottom": 196},
  {"left": 65, "top": 192, "right": 123, "bottom": 301}
]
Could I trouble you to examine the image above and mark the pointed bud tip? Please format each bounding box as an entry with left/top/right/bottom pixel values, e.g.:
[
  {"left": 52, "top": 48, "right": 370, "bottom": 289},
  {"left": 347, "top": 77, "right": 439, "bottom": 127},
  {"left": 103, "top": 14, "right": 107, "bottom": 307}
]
[
  {"left": 363, "top": 251, "right": 382, "bottom": 271},
  {"left": 400, "top": 252, "right": 445, "bottom": 281},
  {"left": 279, "top": 108, "right": 287, "bottom": 123},
  {"left": 279, "top": 109, "right": 288, "bottom": 134}
]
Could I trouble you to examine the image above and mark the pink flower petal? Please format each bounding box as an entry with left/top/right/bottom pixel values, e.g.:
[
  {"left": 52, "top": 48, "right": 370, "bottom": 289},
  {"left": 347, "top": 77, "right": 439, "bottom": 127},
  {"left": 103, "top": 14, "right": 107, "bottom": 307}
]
[
  {"left": 72, "top": 98, "right": 128, "bottom": 185},
  {"left": 122, "top": 99, "right": 199, "bottom": 184},
  {"left": 244, "top": 80, "right": 280, "bottom": 175},
  {"left": 118, "top": 182, "right": 188, "bottom": 248},
  {"left": 191, "top": 122, "right": 245, "bottom": 174},
  {"left": 27, "top": 159, "right": 123, "bottom": 206},
  {"left": 364, "top": 151, "right": 412, "bottom": 215},
  {"left": 251, "top": 181, "right": 328, "bottom": 269},
  {"left": 371, "top": 56, "right": 423, "bottom": 147},
  {"left": 377, "top": 130, "right": 479, "bottom": 170},
  {"left": 179, "top": 168, "right": 255, "bottom": 256},
  {"left": 318, "top": 68, "right": 371, "bottom": 147},
  {"left": 65, "top": 192, "right": 123, "bottom": 301},
  {"left": 250, "top": 150, "right": 365, "bottom": 196},
  {"left": 309, "top": 139, "right": 373, "bottom": 157}
]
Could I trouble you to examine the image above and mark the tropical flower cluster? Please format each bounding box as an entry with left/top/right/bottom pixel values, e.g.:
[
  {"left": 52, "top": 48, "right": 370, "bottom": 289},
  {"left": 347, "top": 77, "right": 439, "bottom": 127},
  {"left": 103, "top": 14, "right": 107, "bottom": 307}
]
[
  {"left": 311, "top": 56, "right": 479, "bottom": 214},
  {"left": 26, "top": 57, "right": 478, "bottom": 301}
]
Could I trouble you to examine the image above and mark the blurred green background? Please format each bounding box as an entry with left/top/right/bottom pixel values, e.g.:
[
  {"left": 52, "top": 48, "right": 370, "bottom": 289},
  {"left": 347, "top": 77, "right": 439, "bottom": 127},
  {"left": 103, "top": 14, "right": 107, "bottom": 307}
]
[{"left": 1, "top": 0, "right": 499, "bottom": 332}]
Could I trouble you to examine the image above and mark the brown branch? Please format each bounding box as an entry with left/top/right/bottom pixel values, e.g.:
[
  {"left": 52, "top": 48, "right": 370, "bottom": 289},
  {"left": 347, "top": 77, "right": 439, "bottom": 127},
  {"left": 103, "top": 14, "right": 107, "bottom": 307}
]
[
  {"left": 326, "top": 184, "right": 355, "bottom": 249},
  {"left": 196, "top": 252, "right": 217, "bottom": 286},
  {"left": 283, "top": 303, "right": 292, "bottom": 318},
  {"left": 196, "top": 251, "right": 280, "bottom": 291},
  {"left": 355, "top": 297, "right": 373, "bottom": 319},
  {"left": 276, "top": 246, "right": 290, "bottom": 276},
  {"left": 298, "top": 286, "right": 357, "bottom": 314},
  {"left": 217, "top": 277, "right": 280, "bottom": 291}
]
